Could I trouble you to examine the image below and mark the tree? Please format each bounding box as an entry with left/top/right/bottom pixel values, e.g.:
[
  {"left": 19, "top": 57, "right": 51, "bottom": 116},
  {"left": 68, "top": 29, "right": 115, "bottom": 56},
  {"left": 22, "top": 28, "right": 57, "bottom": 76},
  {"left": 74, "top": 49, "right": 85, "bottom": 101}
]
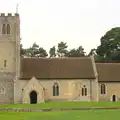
[
  {"left": 88, "top": 48, "right": 96, "bottom": 56},
  {"left": 23, "top": 42, "right": 48, "bottom": 57},
  {"left": 57, "top": 41, "right": 68, "bottom": 57},
  {"left": 25, "top": 42, "right": 40, "bottom": 57},
  {"left": 76, "top": 46, "right": 85, "bottom": 56},
  {"left": 95, "top": 27, "right": 120, "bottom": 61},
  {"left": 49, "top": 46, "right": 56, "bottom": 57},
  {"left": 67, "top": 46, "right": 85, "bottom": 57},
  {"left": 67, "top": 49, "right": 77, "bottom": 57},
  {"left": 20, "top": 43, "right": 25, "bottom": 57},
  {"left": 88, "top": 48, "right": 101, "bottom": 61},
  {"left": 38, "top": 47, "right": 48, "bottom": 57},
  {"left": 20, "top": 38, "right": 26, "bottom": 57}
]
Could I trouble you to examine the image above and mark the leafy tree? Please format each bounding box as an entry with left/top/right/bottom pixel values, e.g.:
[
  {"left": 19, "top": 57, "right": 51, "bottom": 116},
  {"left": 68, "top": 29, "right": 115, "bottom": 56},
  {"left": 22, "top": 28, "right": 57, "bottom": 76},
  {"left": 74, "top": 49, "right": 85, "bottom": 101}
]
[
  {"left": 76, "top": 46, "right": 85, "bottom": 56},
  {"left": 67, "top": 46, "right": 85, "bottom": 57},
  {"left": 49, "top": 46, "right": 56, "bottom": 57},
  {"left": 88, "top": 48, "right": 96, "bottom": 56},
  {"left": 20, "top": 38, "right": 26, "bottom": 57},
  {"left": 88, "top": 48, "right": 102, "bottom": 61},
  {"left": 25, "top": 48, "right": 33, "bottom": 57},
  {"left": 25, "top": 42, "right": 40, "bottom": 57},
  {"left": 38, "top": 47, "right": 48, "bottom": 57},
  {"left": 31, "top": 42, "right": 40, "bottom": 57},
  {"left": 67, "top": 49, "right": 77, "bottom": 57},
  {"left": 23, "top": 42, "right": 48, "bottom": 57},
  {"left": 57, "top": 41, "right": 68, "bottom": 57},
  {"left": 20, "top": 43, "right": 25, "bottom": 57},
  {"left": 95, "top": 27, "right": 120, "bottom": 61}
]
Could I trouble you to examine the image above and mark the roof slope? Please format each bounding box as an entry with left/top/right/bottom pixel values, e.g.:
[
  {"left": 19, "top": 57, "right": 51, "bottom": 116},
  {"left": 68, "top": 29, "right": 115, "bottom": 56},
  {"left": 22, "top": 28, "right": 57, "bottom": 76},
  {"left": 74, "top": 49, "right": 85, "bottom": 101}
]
[
  {"left": 20, "top": 57, "right": 95, "bottom": 79},
  {"left": 96, "top": 63, "right": 120, "bottom": 82}
]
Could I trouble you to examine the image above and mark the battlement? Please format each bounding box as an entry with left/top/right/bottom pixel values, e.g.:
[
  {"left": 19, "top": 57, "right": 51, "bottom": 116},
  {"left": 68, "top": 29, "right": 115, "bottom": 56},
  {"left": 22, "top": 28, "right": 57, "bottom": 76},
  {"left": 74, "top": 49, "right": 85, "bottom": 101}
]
[{"left": 0, "top": 13, "right": 19, "bottom": 17}]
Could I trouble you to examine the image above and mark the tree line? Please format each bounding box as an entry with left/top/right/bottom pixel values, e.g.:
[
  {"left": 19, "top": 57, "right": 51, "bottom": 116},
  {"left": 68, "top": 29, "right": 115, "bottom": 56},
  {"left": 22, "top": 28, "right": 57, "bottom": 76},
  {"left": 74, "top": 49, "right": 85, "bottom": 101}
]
[
  {"left": 20, "top": 41, "right": 85, "bottom": 58},
  {"left": 21, "top": 27, "right": 120, "bottom": 62}
]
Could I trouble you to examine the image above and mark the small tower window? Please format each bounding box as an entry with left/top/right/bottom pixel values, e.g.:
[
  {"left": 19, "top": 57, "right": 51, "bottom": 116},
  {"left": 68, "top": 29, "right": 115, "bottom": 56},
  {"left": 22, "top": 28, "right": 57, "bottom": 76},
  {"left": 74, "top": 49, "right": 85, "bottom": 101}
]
[
  {"left": 7, "top": 24, "right": 10, "bottom": 34},
  {"left": 2, "top": 24, "right": 6, "bottom": 34},
  {"left": 4, "top": 60, "right": 7, "bottom": 67}
]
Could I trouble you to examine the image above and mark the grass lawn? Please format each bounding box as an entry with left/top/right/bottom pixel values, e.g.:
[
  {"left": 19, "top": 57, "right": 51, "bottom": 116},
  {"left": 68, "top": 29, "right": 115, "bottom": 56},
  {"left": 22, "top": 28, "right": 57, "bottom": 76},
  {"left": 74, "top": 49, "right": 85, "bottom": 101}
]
[
  {"left": 0, "top": 101, "right": 120, "bottom": 108},
  {"left": 0, "top": 110, "right": 120, "bottom": 120}
]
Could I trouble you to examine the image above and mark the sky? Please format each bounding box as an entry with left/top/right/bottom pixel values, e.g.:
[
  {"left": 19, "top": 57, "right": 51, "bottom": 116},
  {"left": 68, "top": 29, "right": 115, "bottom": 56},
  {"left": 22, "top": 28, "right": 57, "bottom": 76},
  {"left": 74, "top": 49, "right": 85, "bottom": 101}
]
[{"left": 0, "top": 0, "right": 120, "bottom": 53}]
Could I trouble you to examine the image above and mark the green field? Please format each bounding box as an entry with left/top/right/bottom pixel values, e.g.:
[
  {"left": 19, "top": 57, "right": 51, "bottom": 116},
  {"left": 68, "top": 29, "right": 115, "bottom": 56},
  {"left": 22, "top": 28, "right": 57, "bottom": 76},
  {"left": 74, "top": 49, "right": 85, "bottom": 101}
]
[
  {"left": 0, "top": 101, "right": 120, "bottom": 108},
  {"left": 0, "top": 102, "right": 120, "bottom": 120},
  {"left": 0, "top": 110, "right": 120, "bottom": 120}
]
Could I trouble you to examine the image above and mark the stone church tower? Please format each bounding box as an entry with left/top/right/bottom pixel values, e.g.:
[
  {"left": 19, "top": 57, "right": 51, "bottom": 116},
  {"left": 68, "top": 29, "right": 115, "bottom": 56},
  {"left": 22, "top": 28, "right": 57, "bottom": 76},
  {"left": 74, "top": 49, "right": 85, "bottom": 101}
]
[{"left": 0, "top": 13, "right": 20, "bottom": 103}]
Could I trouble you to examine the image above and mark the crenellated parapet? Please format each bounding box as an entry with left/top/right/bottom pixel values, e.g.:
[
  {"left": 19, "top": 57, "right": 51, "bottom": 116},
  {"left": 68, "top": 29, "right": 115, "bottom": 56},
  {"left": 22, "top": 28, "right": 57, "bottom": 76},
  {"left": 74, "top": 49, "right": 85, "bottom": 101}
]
[{"left": 0, "top": 13, "right": 19, "bottom": 17}]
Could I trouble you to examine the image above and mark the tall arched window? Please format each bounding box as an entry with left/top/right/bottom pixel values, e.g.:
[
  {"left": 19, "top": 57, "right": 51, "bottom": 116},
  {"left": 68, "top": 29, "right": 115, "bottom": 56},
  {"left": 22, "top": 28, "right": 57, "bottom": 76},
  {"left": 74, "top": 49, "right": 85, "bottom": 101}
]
[
  {"left": 101, "top": 84, "right": 106, "bottom": 94},
  {"left": 85, "top": 87, "right": 87, "bottom": 96},
  {"left": 2, "top": 24, "right": 6, "bottom": 34},
  {"left": 82, "top": 87, "right": 84, "bottom": 96},
  {"left": 53, "top": 85, "right": 56, "bottom": 96},
  {"left": 7, "top": 24, "right": 10, "bottom": 34},
  {"left": 4, "top": 60, "right": 7, "bottom": 67},
  {"left": 81, "top": 85, "right": 87, "bottom": 96},
  {"left": 53, "top": 82, "right": 59, "bottom": 96}
]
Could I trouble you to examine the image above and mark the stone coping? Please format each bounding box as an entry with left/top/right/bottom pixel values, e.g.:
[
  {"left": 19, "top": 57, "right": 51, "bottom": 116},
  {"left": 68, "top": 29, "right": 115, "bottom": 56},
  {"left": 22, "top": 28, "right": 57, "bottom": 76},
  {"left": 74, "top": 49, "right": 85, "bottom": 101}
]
[{"left": 0, "top": 107, "right": 120, "bottom": 112}]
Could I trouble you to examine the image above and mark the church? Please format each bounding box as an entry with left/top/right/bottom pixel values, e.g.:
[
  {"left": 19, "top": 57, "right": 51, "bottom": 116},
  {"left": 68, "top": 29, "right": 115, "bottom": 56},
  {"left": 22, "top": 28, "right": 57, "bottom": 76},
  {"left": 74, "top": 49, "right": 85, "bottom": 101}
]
[{"left": 0, "top": 13, "right": 120, "bottom": 104}]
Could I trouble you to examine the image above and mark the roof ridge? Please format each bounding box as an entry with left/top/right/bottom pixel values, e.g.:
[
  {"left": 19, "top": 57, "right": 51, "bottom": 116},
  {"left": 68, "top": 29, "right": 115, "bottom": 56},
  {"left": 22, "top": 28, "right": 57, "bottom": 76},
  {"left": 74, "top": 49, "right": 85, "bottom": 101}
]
[
  {"left": 96, "top": 63, "right": 120, "bottom": 64},
  {"left": 22, "top": 56, "right": 91, "bottom": 60}
]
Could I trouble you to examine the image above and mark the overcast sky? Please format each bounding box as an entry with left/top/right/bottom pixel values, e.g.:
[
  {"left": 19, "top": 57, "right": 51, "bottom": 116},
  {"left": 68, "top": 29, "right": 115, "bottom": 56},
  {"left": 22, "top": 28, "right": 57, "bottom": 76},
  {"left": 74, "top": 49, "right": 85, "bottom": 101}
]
[{"left": 0, "top": 0, "right": 120, "bottom": 53}]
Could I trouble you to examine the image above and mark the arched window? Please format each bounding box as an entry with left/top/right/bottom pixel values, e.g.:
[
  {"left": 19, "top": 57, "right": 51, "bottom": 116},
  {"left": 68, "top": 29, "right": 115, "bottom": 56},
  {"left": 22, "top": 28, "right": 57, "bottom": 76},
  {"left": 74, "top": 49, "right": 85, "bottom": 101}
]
[
  {"left": 2, "top": 24, "right": 6, "bottom": 34},
  {"left": 53, "top": 85, "right": 56, "bottom": 96},
  {"left": 112, "top": 95, "right": 116, "bottom": 102},
  {"left": 82, "top": 88, "right": 84, "bottom": 96},
  {"left": 81, "top": 85, "right": 87, "bottom": 96},
  {"left": 4, "top": 60, "right": 7, "bottom": 67},
  {"left": 101, "top": 84, "right": 106, "bottom": 94},
  {"left": 56, "top": 85, "right": 59, "bottom": 96},
  {"left": 53, "top": 82, "right": 59, "bottom": 96},
  {"left": 7, "top": 24, "right": 10, "bottom": 34},
  {"left": 85, "top": 87, "right": 87, "bottom": 96}
]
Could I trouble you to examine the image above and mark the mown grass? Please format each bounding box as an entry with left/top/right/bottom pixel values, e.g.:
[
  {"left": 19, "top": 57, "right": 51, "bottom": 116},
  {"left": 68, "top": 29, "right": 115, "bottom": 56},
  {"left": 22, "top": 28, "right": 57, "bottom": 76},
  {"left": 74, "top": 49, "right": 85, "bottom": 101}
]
[
  {"left": 0, "top": 101, "right": 120, "bottom": 108},
  {"left": 0, "top": 110, "right": 120, "bottom": 120}
]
